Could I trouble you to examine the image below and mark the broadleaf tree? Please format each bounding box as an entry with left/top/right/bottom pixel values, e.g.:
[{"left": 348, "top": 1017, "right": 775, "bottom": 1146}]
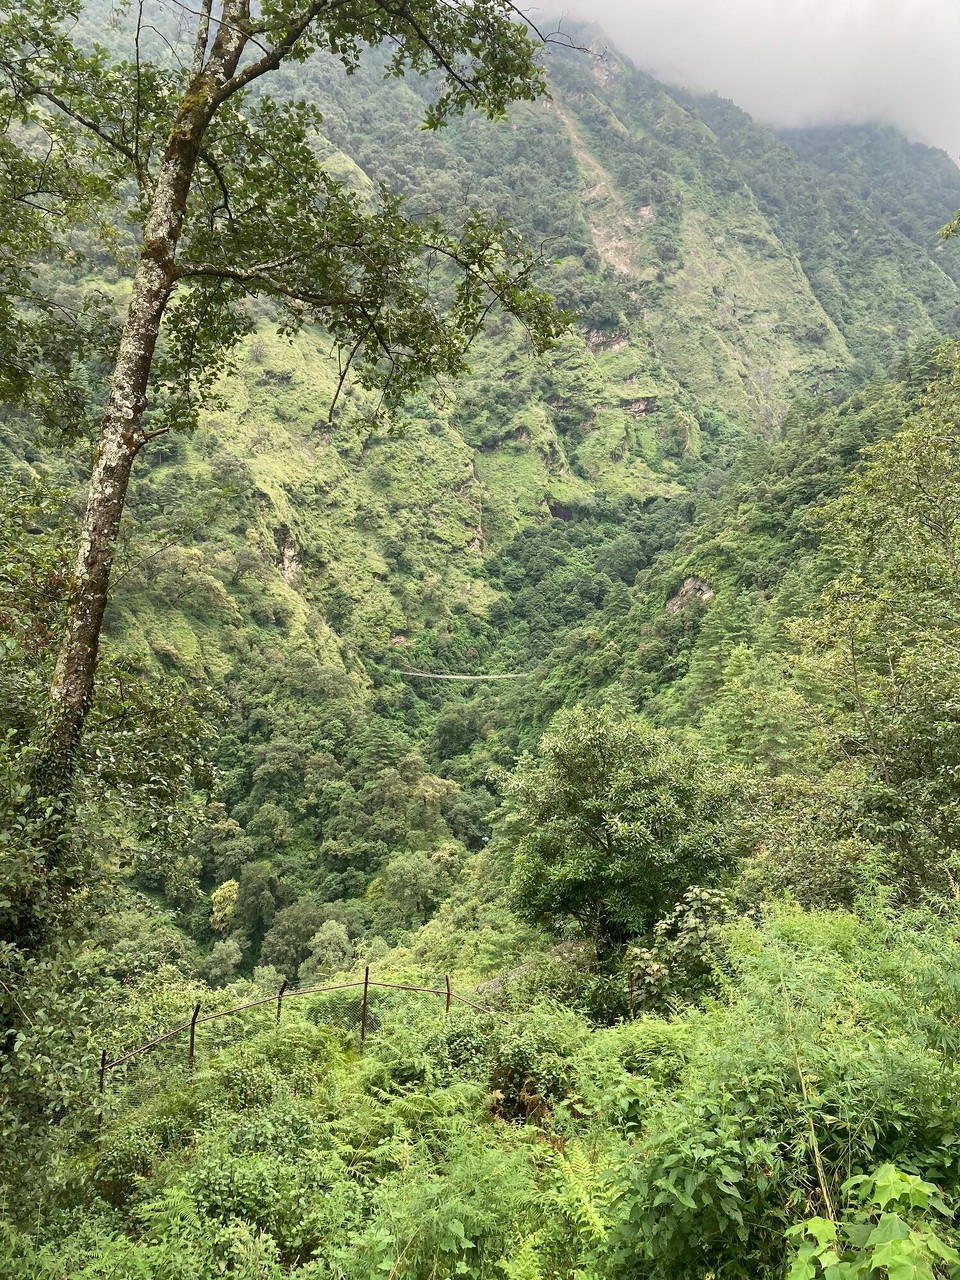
[
  {"left": 501, "top": 706, "right": 739, "bottom": 958},
  {"left": 0, "top": 49, "right": 112, "bottom": 439},
  {"left": 0, "top": 0, "right": 569, "bottom": 811},
  {"left": 791, "top": 343, "right": 960, "bottom": 895}
]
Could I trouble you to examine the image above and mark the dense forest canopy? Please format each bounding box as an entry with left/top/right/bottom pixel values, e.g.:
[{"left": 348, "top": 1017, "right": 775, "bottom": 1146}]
[{"left": 4, "top": 2, "right": 960, "bottom": 1276}]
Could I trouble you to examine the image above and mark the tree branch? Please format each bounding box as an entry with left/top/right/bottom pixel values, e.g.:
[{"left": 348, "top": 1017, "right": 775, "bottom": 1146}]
[
  {"left": 174, "top": 255, "right": 299, "bottom": 282},
  {"left": 327, "top": 324, "right": 368, "bottom": 421},
  {"left": 132, "top": 0, "right": 150, "bottom": 193},
  {"left": 213, "top": 0, "right": 336, "bottom": 105},
  {"left": 378, "top": 0, "right": 481, "bottom": 107},
  {"left": 191, "top": 0, "right": 213, "bottom": 76},
  {"left": 4, "top": 74, "right": 139, "bottom": 172},
  {"left": 196, "top": 147, "right": 238, "bottom": 230},
  {"left": 161, "top": 0, "right": 273, "bottom": 61}
]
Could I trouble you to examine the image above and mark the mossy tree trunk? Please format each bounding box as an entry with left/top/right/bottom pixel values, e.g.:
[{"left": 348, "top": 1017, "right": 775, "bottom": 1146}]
[
  {"left": 30, "top": 8, "right": 249, "bottom": 802},
  {"left": 16, "top": 0, "right": 561, "bottom": 818}
]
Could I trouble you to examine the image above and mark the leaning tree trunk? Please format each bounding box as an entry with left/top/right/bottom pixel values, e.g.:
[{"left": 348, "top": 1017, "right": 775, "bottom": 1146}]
[
  {"left": 29, "top": 22, "right": 247, "bottom": 807},
  {"left": 30, "top": 266, "right": 171, "bottom": 802}
]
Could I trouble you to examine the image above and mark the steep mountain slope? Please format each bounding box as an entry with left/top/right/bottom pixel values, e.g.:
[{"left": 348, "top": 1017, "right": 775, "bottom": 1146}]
[
  {"left": 690, "top": 97, "right": 960, "bottom": 371},
  {"left": 8, "top": 25, "right": 960, "bottom": 973},
  {"left": 780, "top": 121, "right": 960, "bottom": 281},
  {"left": 93, "top": 32, "right": 960, "bottom": 679}
]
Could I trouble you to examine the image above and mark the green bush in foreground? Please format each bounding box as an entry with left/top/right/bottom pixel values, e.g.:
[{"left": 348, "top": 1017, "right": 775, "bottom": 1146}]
[
  {"left": 5, "top": 901, "right": 960, "bottom": 1278},
  {"left": 787, "top": 1165, "right": 960, "bottom": 1280}
]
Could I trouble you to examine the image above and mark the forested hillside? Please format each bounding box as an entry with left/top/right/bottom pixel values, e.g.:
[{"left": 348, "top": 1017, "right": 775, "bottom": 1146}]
[{"left": 5, "top": 2, "right": 960, "bottom": 1276}]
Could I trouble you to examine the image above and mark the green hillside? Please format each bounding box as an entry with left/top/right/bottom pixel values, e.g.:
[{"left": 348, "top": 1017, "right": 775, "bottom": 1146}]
[
  {"left": 7, "top": 7, "right": 960, "bottom": 1277},
  {"left": 780, "top": 121, "right": 960, "bottom": 279},
  {"left": 6, "top": 11, "right": 960, "bottom": 997},
  {"left": 88, "top": 35, "right": 960, "bottom": 692}
]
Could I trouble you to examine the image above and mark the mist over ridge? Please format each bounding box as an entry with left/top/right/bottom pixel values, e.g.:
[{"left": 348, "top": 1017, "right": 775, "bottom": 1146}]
[{"left": 558, "top": 0, "right": 960, "bottom": 162}]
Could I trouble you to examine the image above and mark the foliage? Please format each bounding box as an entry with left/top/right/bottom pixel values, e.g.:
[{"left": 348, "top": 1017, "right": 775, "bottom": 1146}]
[
  {"left": 786, "top": 1165, "right": 960, "bottom": 1280},
  {"left": 3, "top": 0, "right": 568, "bottom": 429},
  {"left": 6, "top": 902, "right": 960, "bottom": 1278},
  {"left": 0, "top": 477, "right": 220, "bottom": 943},
  {"left": 791, "top": 344, "right": 960, "bottom": 895},
  {"left": 502, "top": 706, "right": 739, "bottom": 953},
  {"left": 6, "top": 16, "right": 960, "bottom": 1279},
  {"left": 626, "top": 885, "right": 732, "bottom": 1010}
]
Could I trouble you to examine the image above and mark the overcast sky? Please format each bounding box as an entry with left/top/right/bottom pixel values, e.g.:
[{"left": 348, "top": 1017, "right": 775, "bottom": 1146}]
[{"left": 560, "top": 0, "right": 960, "bottom": 160}]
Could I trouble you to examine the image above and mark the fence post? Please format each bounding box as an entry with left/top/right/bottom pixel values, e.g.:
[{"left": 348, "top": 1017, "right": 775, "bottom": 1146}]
[
  {"left": 445, "top": 974, "right": 451, "bottom": 1014},
  {"left": 276, "top": 979, "right": 288, "bottom": 1026},
  {"left": 360, "top": 966, "right": 370, "bottom": 1045},
  {"left": 188, "top": 1001, "right": 202, "bottom": 1075}
]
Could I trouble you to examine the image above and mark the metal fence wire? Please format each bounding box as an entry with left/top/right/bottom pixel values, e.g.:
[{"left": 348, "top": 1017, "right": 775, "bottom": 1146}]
[{"left": 97, "top": 968, "right": 495, "bottom": 1118}]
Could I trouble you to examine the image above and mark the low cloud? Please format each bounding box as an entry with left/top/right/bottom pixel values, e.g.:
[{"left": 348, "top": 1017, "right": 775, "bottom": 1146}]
[{"left": 561, "top": 0, "right": 960, "bottom": 159}]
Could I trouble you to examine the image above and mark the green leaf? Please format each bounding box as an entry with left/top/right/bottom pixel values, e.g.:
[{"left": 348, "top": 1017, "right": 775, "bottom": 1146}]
[
  {"left": 787, "top": 1242, "right": 820, "bottom": 1280},
  {"left": 872, "top": 1239, "right": 933, "bottom": 1280},
  {"left": 805, "top": 1217, "right": 840, "bottom": 1246},
  {"left": 925, "top": 1233, "right": 960, "bottom": 1267},
  {"left": 867, "top": 1215, "right": 913, "bottom": 1246}
]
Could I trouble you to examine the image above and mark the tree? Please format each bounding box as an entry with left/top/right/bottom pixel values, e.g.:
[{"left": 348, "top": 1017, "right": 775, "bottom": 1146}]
[
  {"left": 0, "top": 0, "right": 567, "bottom": 806},
  {"left": 0, "top": 479, "right": 218, "bottom": 950},
  {"left": 234, "top": 858, "right": 280, "bottom": 942},
  {"left": 792, "top": 343, "right": 960, "bottom": 894},
  {"left": 0, "top": 57, "right": 110, "bottom": 438},
  {"left": 259, "top": 899, "right": 325, "bottom": 977},
  {"left": 210, "top": 878, "right": 239, "bottom": 932},
  {"left": 245, "top": 801, "right": 294, "bottom": 855},
  {"left": 200, "top": 935, "right": 243, "bottom": 984},
  {"left": 372, "top": 847, "right": 455, "bottom": 931},
  {"left": 501, "top": 706, "right": 738, "bottom": 956},
  {"left": 297, "top": 919, "right": 353, "bottom": 983},
  {"left": 699, "top": 644, "right": 816, "bottom": 776}
]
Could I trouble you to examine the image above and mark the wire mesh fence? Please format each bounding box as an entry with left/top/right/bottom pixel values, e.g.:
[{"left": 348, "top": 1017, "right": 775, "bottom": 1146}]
[{"left": 97, "top": 969, "right": 496, "bottom": 1124}]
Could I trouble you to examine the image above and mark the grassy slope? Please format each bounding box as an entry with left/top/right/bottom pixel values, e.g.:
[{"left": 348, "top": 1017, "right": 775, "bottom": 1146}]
[{"left": 97, "top": 39, "right": 960, "bottom": 690}]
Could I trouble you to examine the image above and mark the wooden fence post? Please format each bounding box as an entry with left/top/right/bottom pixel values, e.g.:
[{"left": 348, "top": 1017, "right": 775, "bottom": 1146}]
[
  {"left": 188, "top": 1001, "right": 202, "bottom": 1075},
  {"left": 360, "top": 966, "right": 370, "bottom": 1045},
  {"left": 81, "top": 983, "right": 503, "bottom": 1112}
]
